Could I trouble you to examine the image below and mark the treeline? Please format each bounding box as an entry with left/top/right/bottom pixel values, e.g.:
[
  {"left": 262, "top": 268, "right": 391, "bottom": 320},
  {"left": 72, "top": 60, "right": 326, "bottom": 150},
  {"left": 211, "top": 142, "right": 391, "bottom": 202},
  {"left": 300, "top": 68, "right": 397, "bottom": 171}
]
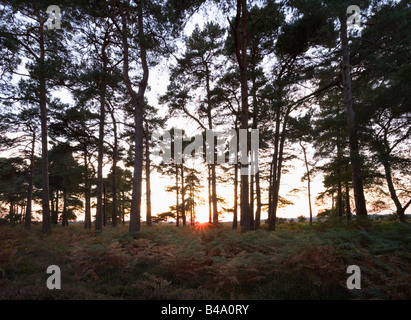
[{"left": 0, "top": 0, "right": 410, "bottom": 233}]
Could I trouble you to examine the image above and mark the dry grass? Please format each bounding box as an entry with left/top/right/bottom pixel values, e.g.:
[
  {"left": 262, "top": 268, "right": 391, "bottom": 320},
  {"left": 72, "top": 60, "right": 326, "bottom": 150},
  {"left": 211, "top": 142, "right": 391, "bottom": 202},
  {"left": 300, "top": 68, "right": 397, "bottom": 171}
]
[{"left": 0, "top": 220, "right": 410, "bottom": 300}]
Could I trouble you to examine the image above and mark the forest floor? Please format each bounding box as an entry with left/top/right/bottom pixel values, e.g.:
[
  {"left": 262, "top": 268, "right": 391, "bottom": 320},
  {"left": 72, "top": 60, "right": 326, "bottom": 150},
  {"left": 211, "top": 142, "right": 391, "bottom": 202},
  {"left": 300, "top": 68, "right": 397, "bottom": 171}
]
[{"left": 0, "top": 218, "right": 410, "bottom": 300}]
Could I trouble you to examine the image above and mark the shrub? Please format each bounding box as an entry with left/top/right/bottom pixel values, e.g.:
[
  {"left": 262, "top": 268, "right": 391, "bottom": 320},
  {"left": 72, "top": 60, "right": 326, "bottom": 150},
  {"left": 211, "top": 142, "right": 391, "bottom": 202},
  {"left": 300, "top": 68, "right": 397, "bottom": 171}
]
[{"left": 297, "top": 215, "right": 307, "bottom": 223}]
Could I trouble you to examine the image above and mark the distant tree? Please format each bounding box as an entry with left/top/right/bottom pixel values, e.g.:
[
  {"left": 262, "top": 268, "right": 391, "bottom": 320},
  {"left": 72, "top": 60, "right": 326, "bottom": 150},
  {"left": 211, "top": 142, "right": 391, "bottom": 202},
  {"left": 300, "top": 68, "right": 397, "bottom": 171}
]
[
  {"left": 1, "top": 0, "right": 74, "bottom": 233},
  {"left": 48, "top": 143, "right": 83, "bottom": 226},
  {"left": 0, "top": 157, "right": 27, "bottom": 223},
  {"left": 49, "top": 105, "right": 99, "bottom": 229},
  {"left": 162, "top": 22, "right": 226, "bottom": 225}
]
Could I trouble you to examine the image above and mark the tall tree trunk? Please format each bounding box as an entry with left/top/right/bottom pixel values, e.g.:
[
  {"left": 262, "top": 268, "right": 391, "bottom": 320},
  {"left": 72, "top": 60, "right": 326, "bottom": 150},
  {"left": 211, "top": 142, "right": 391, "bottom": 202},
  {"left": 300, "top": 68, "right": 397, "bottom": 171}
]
[
  {"left": 145, "top": 123, "right": 152, "bottom": 226},
  {"left": 300, "top": 141, "right": 313, "bottom": 226},
  {"left": 122, "top": 190, "right": 126, "bottom": 225},
  {"left": 268, "top": 107, "right": 280, "bottom": 231},
  {"left": 118, "top": 2, "right": 147, "bottom": 232},
  {"left": 54, "top": 190, "right": 59, "bottom": 224},
  {"left": 181, "top": 164, "right": 186, "bottom": 226},
  {"left": 84, "top": 148, "right": 92, "bottom": 229},
  {"left": 190, "top": 179, "right": 194, "bottom": 225},
  {"left": 232, "top": 0, "right": 251, "bottom": 231},
  {"left": 250, "top": 173, "right": 254, "bottom": 228},
  {"left": 208, "top": 165, "right": 212, "bottom": 223},
  {"left": 232, "top": 162, "right": 238, "bottom": 230},
  {"left": 25, "top": 131, "right": 35, "bottom": 230},
  {"left": 129, "top": 3, "right": 146, "bottom": 233},
  {"left": 339, "top": 15, "right": 367, "bottom": 217},
  {"left": 268, "top": 160, "right": 273, "bottom": 227},
  {"left": 337, "top": 177, "right": 344, "bottom": 218},
  {"left": 95, "top": 90, "right": 105, "bottom": 231},
  {"left": 254, "top": 171, "right": 261, "bottom": 230},
  {"left": 39, "top": 21, "right": 51, "bottom": 233},
  {"left": 62, "top": 187, "right": 67, "bottom": 227},
  {"left": 176, "top": 165, "right": 179, "bottom": 227},
  {"left": 345, "top": 167, "right": 352, "bottom": 222},
  {"left": 95, "top": 45, "right": 108, "bottom": 232},
  {"left": 211, "top": 164, "right": 218, "bottom": 224},
  {"left": 268, "top": 105, "right": 290, "bottom": 231},
  {"left": 205, "top": 65, "right": 218, "bottom": 225},
  {"left": 103, "top": 183, "right": 107, "bottom": 227},
  {"left": 382, "top": 160, "right": 408, "bottom": 222},
  {"left": 336, "top": 136, "right": 344, "bottom": 218},
  {"left": 110, "top": 107, "right": 118, "bottom": 227}
]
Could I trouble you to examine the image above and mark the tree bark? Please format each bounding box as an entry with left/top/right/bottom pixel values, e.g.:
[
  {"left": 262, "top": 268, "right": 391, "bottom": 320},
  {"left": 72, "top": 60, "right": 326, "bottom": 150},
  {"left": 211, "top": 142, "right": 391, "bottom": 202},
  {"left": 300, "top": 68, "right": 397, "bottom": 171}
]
[
  {"left": 109, "top": 105, "right": 118, "bottom": 227},
  {"left": 118, "top": 2, "right": 147, "bottom": 233},
  {"left": 208, "top": 165, "right": 212, "bottom": 223},
  {"left": 39, "top": 20, "right": 51, "bottom": 233},
  {"left": 84, "top": 148, "right": 92, "bottom": 229},
  {"left": 176, "top": 165, "right": 179, "bottom": 227},
  {"left": 339, "top": 15, "right": 367, "bottom": 216},
  {"left": 232, "top": 162, "right": 238, "bottom": 229},
  {"left": 345, "top": 166, "right": 352, "bottom": 222},
  {"left": 25, "top": 131, "right": 35, "bottom": 230},
  {"left": 382, "top": 160, "right": 406, "bottom": 222},
  {"left": 300, "top": 141, "right": 313, "bottom": 226},
  {"left": 337, "top": 136, "right": 344, "bottom": 218},
  {"left": 145, "top": 123, "right": 152, "bottom": 226},
  {"left": 62, "top": 187, "right": 67, "bottom": 227},
  {"left": 129, "top": 3, "right": 147, "bottom": 233},
  {"left": 95, "top": 89, "right": 105, "bottom": 231},
  {"left": 232, "top": 0, "right": 251, "bottom": 231},
  {"left": 268, "top": 104, "right": 290, "bottom": 231},
  {"left": 254, "top": 171, "right": 261, "bottom": 230},
  {"left": 181, "top": 164, "right": 186, "bottom": 226},
  {"left": 95, "top": 35, "right": 109, "bottom": 232}
]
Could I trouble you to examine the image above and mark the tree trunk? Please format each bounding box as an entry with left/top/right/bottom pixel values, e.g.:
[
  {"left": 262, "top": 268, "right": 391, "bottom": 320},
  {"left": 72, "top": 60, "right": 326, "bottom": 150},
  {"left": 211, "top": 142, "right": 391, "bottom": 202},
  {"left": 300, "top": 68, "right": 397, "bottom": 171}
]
[
  {"left": 122, "top": 190, "right": 126, "bottom": 225},
  {"left": 95, "top": 34, "right": 109, "bottom": 232},
  {"left": 104, "top": 183, "right": 108, "bottom": 227},
  {"left": 95, "top": 91, "right": 105, "bottom": 231},
  {"left": 254, "top": 171, "right": 261, "bottom": 230},
  {"left": 39, "top": 21, "right": 51, "bottom": 233},
  {"left": 232, "top": 162, "right": 238, "bottom": 230},
  {"left": 339, "top": 15, "right": 367, "bottom": 217},
  {"left": 382, "top": 160, "right": 406, "bottom": 222},
  {"left": 232, "top": 0, "right": 251, "bottom": 231},
  {"left": 84, "top": 148, "right": 92, "bottom": 229},
  {"left": 118, "top": 2, "right": 147, "bottom": 233},
  {"left": 62, "top": 187, "right": 67, "bottom": 227},
  {"left": 176, "top": 165, "right": 179, "bottom": 227},
  {"left": 181, "top": 164, "right": 186, "bottom": 226},
  {"left": 250, "top": 172, "right": 254, "bottom": 229},
  {"left": 110, "top": 107, "right": 118, "bottom": 227},
  {"left": 300, "top": 141, "right": 313, "bottom": 226},
  {"left": 208, "top": 165, "right": 212, "bottom": 223},
  {"left": 268, "top": 105, "right": 290, "bottom": 231},
  {"left": 211, "top": 164, "right": 218, "bottom": 224},
  {"left": 145, "top": 123, "right": 152, "bottom": 226},
  {"left": 268, "top": 160, "right": 273, "bottom": 227},
  {"left": 345, "top": 167, "right": 352, "bottom": 222},
  {"left": 54, "top": 190, "right": 59, "bottom": 224},
  {"left": 268, "top": 107, "right": 281, "bottom": 231},
  {"left": 129, "top": 3, "right": 146, "bottom": 233},
  {"left": 205, "top": 64, "right": 219, "bottom": 225},
  {"left": 25, "top": 131, "right": 35, "bottom": 230}
]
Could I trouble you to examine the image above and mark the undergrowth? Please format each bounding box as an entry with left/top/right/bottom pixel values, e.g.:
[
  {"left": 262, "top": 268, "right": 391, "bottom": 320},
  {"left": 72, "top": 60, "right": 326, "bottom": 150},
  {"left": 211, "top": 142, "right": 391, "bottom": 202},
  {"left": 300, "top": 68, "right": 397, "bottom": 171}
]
[{"left": 0, "top": 219, "right": 410, "bottom": 300}]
